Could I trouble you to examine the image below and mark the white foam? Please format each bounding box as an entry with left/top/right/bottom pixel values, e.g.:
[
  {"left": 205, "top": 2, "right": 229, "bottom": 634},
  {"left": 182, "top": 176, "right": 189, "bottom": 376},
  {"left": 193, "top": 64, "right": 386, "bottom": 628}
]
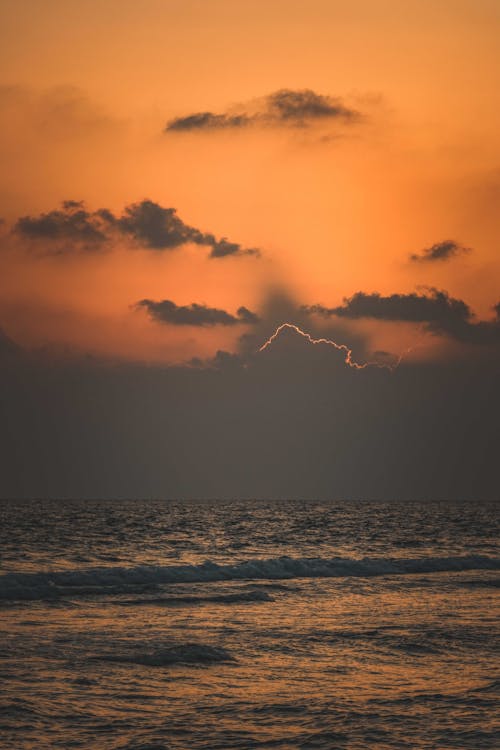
[{"left": 1, "top": 554, "right": 498, "bottom": 601}]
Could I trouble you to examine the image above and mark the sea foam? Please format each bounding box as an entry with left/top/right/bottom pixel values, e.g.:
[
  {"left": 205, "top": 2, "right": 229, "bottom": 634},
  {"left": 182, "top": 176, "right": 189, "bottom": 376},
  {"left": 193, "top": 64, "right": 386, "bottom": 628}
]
[{"left": 1, "top": 554, "right": 498, "bottom": 601}]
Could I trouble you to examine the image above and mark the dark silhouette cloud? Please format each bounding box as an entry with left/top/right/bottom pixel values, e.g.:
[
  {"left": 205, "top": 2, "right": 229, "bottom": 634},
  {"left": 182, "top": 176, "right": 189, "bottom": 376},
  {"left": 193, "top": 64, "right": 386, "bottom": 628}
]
[
  {"left": 304, "top": 289, "right": 472, "bottom": 324},
  {"left": 165, "top": 88, "right": 358, "bottom": 132},
  {"left": 191, "top": 349, "right": 244, "bottom": 371},
  {"left": 136, "top": 299, "right": 260, "bottom": 327},
  {"left": 237, "top": 287, "right": 374, "bottom": 367},
  {"left": 267, "top": 89, "right": 355, "bottom": 122},
  {"left": 235, "top": 306, "right": 260, "bottom": 325},
  {"left": 209, "top": 238, "right": 256, "bottom": 258},
  {"left": 167, "top": 112, "right": 251, "bottom": 132},
  {"left": 304, "top": 289, "right": 500, "bottom": 346},
  {"left": 113, "top": 200, "right": 258, "bottom": 257},
  {"left": 15, "top": 201, "right": 108, "bottom": 249},
  {"left": 410, "top": 240, "right": 471, "bottom": 263},
  {"left": 14, "top": 200, "right": 259, "bottom": 258},
  {"left": 1, "top": 330, "right": 498, "bottom": 500},
  {"left": 0, "top": 327, "right": 19, "bottom": 359}
]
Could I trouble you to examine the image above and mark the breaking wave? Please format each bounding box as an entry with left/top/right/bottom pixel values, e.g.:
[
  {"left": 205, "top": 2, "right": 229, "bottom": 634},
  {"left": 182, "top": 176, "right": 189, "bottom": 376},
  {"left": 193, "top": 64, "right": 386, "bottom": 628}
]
[{"left": 1, "top": 554, "right": 498, "bottom": 601}]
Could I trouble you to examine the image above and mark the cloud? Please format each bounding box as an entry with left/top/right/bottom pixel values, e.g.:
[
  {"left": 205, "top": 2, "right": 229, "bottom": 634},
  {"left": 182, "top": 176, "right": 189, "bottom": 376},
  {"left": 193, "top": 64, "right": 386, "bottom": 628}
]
[
  {"left": 136, "top": 299, "right": 260, "bottom": 327},
  {"left": 304, "top": 289, "right": 472, "bottom": 324},
  {"left": 15, "top": 201, "right": 108, "bottom": 250},
  {"left": 190, "top": 349, "right": 244, "bottom": 371},
  {"left": 0, "top": 327, "right": 19, "bottom": 359},
  {"left": 113, "top": 200, "right": 254, "bottom": 256},
  {"left": 1, "top": 327, "right": 499, "bottom": 500},
  {"left": 267, "top": 89, "right": 356, "bottom": 122},
  {"left": 165, "top": 88, "right": 358, "bottom": 132},
  {"left": 14, "top": 199, "right": 259, "bottom": 258},
  {"left": 410, "top": 240, "right": 471, "bottom": 263},
  {"left": 166, "top": 112, "right": 251, "bottom": 132},
  {"left": 304, "top": 289, "right": 500, "bottom": 346}
]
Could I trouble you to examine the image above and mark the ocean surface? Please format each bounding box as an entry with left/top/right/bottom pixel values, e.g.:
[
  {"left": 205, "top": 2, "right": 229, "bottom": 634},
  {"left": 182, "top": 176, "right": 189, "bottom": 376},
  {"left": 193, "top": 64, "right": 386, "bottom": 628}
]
[{"left": 1, "top": 498, "right": 498, "bottom": 749}]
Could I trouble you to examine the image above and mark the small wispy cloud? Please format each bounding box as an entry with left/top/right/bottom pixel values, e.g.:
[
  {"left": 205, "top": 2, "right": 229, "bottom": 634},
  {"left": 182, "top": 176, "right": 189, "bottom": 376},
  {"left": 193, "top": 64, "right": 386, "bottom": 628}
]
[
  {"left": 165, "top": 88, "right": 359, "bottom": 133},
  {"left": 409, "top": 240, "right": 471, "bottom": 263}
]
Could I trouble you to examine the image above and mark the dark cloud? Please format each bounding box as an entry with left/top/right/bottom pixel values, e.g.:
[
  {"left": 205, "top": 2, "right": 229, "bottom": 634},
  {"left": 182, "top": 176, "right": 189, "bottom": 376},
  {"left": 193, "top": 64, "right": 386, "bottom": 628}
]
[
  {"left": 166, "top": 112, "right": 251, "bottom": 132},
  {"left": 0, "top": 327, "right": 19, "bottom": 359},
  {"left": 15, "top": 201, "right": 108, "bottom": 249},
  {"left": 410, "top": 240, "right": 471, "bottom": 263},
  {"left": 209, "top": 238, "right": 257, "bottom": 258},
  {"left": 165, "top": 88, "right": 358, "bottom": 132},
  {"left": 114, "top": 200, "right": 204, "bottom": 250},
  {"left": 304, "top": 289, "right": 472, "bottom": 324},
  {"left": 1, "top": 329, "right": 498, "bottom": 500},
  {"left": 303, "top": 289, "right": 500, "bottom": 346},
  {"left": 14, "top": 200, "right": 259, "bottom": 259},
  {"left": 267, "top": 89, "right": 355, "bottom": 122},
  {"left": 114, "top": 200, "right": 259, "bottom": 257},
  {"left": 192, "top": 349, "right": 244, "bottom": 371},
  {"left": 136, "top": 299, "right": 260, "bottom": 327},
  {"left": 236, "top": 287, "right": 373, "bottom": 366},
  {"left": 235, "top": 306, "right": 260, "bottom": 324}
]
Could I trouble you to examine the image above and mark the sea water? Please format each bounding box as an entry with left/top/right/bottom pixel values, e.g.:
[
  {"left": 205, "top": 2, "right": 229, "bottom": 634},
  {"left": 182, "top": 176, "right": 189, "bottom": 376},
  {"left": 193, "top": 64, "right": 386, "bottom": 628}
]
[{"left": 1, "top": 499, "right": 498, "bottom": 749}]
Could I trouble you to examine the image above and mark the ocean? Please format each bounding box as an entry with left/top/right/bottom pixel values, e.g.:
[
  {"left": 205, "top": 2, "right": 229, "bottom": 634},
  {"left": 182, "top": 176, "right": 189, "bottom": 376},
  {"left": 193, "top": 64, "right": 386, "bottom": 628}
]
[{"left": 1, "top": 498, "right": 498, "bottom": 749}]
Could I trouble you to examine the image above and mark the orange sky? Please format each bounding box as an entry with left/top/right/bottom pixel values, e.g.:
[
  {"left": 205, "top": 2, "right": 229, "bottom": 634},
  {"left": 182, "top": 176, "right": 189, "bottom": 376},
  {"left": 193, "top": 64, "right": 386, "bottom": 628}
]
[{"left": 1, "top": 0, "right": 499, "bottom": 363}]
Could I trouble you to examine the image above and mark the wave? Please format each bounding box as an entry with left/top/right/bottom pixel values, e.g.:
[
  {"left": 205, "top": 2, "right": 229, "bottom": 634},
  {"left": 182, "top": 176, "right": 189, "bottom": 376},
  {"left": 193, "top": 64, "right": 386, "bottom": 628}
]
[
  {"left": 1, "top": 554, "right": 498, "bottom": 601},
  {"left": 113, "top": 590, "right": 273, "bottom": 606},
  {"left": 469, "top": 678, "right": 500, "bottom": 694},
  {"left": 94, "top": 643, "right": 234, "bottom": 667},
  {"left": 456, "top": 578, "right": 500, "bottom": 588}
]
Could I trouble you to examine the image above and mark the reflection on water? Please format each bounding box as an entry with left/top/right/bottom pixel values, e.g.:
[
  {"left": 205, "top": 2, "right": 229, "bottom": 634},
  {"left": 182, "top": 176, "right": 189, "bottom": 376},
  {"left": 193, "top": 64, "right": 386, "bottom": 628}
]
[{"left": 1, "top": 499, "right": 498, "bottom": 749}]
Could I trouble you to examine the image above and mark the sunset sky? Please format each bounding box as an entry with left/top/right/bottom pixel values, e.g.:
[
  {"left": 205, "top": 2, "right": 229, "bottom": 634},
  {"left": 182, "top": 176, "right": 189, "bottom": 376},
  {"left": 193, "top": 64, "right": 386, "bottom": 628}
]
[{"left": 1, "top": 1, "right": 499, "bottom": 499}]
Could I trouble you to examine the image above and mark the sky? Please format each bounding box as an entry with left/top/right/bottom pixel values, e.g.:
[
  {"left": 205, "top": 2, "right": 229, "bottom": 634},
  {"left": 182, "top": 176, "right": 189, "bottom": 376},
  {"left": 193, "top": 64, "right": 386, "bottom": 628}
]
[{"left": 1, "top": 0, "right": 499, "bottom": 499}]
